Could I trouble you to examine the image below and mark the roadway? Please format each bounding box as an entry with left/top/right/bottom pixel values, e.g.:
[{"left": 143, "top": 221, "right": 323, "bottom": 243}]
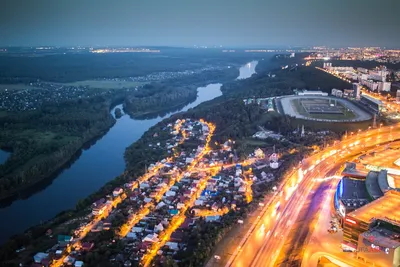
[{"left": 226, "top": 124, "right": 400, "bottom": 267}]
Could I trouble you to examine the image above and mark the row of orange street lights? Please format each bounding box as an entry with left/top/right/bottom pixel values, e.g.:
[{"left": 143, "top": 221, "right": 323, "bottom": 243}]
[
  {"left": 141, "top": 169, "right": 220, "bottom": 267},
  {"left": 229, "top": 124, "right": 400, "bottom": 266},
  {"left": 139, "top": 121, "right": 261, "bottom": 266},
  {"left": 119, "top": 121, "right": 216, "bottom": 238},
  {"left": 49, "top": 120, "right": 213, "bottom": 267}
]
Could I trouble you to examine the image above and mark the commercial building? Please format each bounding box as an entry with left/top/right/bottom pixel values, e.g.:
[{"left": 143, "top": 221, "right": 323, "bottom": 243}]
[
  {"left": 360, "top": 94, "right": 384, "bottom": 114},
  {"left": 357, "top": 219, "right": 400, "bottom": 267},
  {"left": 334, "top": 177, "right": 370, "bottom": 220},
  {"left": 365, "top": 170, "right": 391, "bottom": 200},
  {"left": 335, "top": 165, "right": 393, "bottom": 222},
  {"left": 342, "top": 190, "right": 400, "bottom": 253}
]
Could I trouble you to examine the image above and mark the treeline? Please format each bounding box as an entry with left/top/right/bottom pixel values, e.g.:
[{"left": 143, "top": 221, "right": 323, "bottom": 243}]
[
  {"left": 123, "top": 67, "right": 240, "bottom": 118},
  {"left": 0, "top": 91, "right": 126, "bottom": 199},
  {"left": 0, "top": 51, "right": 257, "bottom": 83},
  {"left": 221, "top": 65, "right": 350, "bottom": 99}
]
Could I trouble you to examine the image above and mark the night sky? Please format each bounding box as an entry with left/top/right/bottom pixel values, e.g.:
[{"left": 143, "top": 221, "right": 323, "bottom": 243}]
[{"left": 1, "top": 0, "right": 399, "bottom": 47}]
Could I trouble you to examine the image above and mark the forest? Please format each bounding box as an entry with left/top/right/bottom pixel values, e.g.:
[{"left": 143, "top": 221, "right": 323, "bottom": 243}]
[
  {"left": 0, "top": 49, "right": 259, "bottom": 83},
  {"left": 123, "top": 67, "right": 240, "bottom": 118},
  {"left": 0, "top": 52, "right": 367, "bottom": 265},
  {"left": 0, "top": 91, "right": 126, "bottom": 200}
]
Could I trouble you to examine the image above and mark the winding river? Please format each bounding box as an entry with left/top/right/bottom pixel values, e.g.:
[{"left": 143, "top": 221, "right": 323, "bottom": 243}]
[{"left": 0, "top": 61, "right": 258, "bottom": 244}]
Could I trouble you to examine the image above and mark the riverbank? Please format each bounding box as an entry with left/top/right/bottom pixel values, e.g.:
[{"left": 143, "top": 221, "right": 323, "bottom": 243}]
[
  {"left": 0, "top": 92, "right": 127, "bottom": 202},
  {"left": 0, "top": 119, "right": 115, "bottom": 204},
  {"left": 123, "top": 66, "right": 240, "bottom": 119},
  {"left": 0, "top": 61, "right": 260, "bottom": 248}
]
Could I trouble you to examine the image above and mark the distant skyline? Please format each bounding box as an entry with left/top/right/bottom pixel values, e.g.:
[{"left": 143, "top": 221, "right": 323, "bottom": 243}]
[{"left": 1, "top": 0, "right": 399, "bottom": 48}]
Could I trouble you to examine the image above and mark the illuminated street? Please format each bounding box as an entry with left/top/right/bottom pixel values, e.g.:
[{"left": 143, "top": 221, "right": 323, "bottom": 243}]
[{"left": 225, "top": 124, "right": 400, "bottom": 267}]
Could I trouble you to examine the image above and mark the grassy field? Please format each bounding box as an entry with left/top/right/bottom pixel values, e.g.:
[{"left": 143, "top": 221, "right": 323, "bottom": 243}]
[
  {"left": 290, "top": 117, "right": 372, "bottom": 132},
  {"left": 290, "top": 98, "right": 356, "bottom": 120},
  {"left": 61, "top": 80, "right": 146, "bottom": 89}
]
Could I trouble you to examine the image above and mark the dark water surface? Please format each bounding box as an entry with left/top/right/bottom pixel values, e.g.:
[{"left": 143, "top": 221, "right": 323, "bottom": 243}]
[{"left": 0, "top": 61, "right": 258, "bottom": 243}]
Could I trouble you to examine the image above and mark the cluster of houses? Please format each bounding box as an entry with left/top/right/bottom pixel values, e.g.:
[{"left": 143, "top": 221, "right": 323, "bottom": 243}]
[
  {"left": 114, "top": 171, "right": 208, "bottom": 265},
  {"left": 28, "top": 118, "right": 284, "bottom": 267},
  {"left": 32, "top": 235, "right": 93, "bottom": 267},
  {"left": 109, "top": 144, "right": 257, "bottom": 265},
  {"left": 28, "top": 119, "right": 212, "bottom": 267}
]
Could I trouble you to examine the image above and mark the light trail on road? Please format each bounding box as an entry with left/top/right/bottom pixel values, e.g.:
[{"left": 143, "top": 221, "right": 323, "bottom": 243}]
[{"left": 227, "top": 124, "right": 400, "bottom": 267}]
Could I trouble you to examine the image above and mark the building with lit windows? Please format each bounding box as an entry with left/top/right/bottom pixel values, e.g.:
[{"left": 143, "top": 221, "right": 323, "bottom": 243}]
[
  {"left": 342, "top": 190, "right": 400, "bottom": 264},
  {"left": 353, "top": 83, "right": 361, "bottom": 99},
  {"left": 357, "top": 219, "right": 400, "bottom": 267},
  {"left": 334, "top": 177, "right": 370, "bottom": 222},
  {"left": 378, "top": 81, "right": 391, "bottom": 92},
  {"left": 335, "top": 167, "right": 393, "bottom": 223},
  {"left": 360, "top": 94, "right": 384, "bottom": 114}
]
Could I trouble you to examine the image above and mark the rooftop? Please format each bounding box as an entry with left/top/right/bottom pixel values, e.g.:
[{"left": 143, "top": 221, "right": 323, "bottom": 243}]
[
  {"left": 348, "top": 190, "right": 400, "bottom": 224},
  {"left": 361, "top": 226, "right": 400, "bottom": 249},
  {"left": 365, "top": 170, "right": 390, "bottom": 200},
  {"left": 340, "top": 177, "right": 370, "bottom": 208},
  {"left": 360, "top": 94, "right": 383, "bottom": 106}
]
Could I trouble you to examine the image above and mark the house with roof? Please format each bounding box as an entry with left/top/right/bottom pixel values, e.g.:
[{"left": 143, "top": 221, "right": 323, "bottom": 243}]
[
  {"left": 92, "top": 203, "right": 107, "bottom": 216},
  {"left": 205, "top": 215, "right": 221, "bottom": 222},
  {"left": 154, "top": 223, "right": 164, "bottom": 233},
  {"left": 81, "top": 242, "right": 94, "bottom": 252},
  {"left": 168, "top": 209, "right": 179, "bottom": 216},
  {"left": 156, "top": 201, "right": 166, "bottom": 210},
  {"left": 165, "top": 190, "right": 176, "bottom": 197},
  {"left": 131, "top": 227, "right": 144, "bottom": 233},
  {"left": 165, "top": 242, "right": 180, "bottom": 251},
  {"left": 170, "top": 231, "right": 185, "bottom": 242},
  {"left": 57, "top": 235, "right": 73, "bottom": 244},
  {"left": 92, "top": 198, "right": 105, "bottom": 207},
  {"left": 144, "top": 197, "right": 152, "bottom": 203},
  {"left": 180, "top": 218, "right": 195, "bottom": 229},
  {"left": 33, "top": 252, "right": 48, "bottom": 264},
  {"left": 127, "top": 232, "right": 138, "bottom": 240},
  {"left": 143, "top": 233, "right": 159, "bottom": 243},
  {"left": 140, "top": 183, "right": 150, "bottom": 189},
  {"left": 176, "top": 202, "right": 185, "bottom": 209},
  {"left": 63, "top": 255, "right": 75, "bottom": 265},
  {"left": 113, "top": 187, "right": 123, "bottom": 197}
]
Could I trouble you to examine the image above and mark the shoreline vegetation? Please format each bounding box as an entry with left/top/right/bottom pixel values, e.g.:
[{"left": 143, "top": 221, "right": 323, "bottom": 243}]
[
  {"left": 0, "top": 92, "right": 126, "bottom": 202},
  {"left": 123, "top": 67, "right": 240, "bottom": 119},
  {"left": 0, "top": 52, "right": 376, "bottom": 266},
  {"left": 0, "top": 53, "right": 255, "bottom": 202}
]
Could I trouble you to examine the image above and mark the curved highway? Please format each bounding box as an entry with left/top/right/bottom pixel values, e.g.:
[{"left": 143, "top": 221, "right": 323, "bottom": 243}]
[{"left": 227, "top": 124, "right": 400, "bottom": 267}]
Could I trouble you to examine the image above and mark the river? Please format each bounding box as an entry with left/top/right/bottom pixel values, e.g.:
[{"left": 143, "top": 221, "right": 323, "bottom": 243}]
[
  {"left": 0, "top": 61, "right": 258, "bottom": 244},
  {"left": 0, "top": 150, "right": 10, "bottom": 165}
]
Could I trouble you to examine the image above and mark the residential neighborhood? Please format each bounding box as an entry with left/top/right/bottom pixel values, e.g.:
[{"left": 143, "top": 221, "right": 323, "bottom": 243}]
[{"left": 27, "top": 118, "right": 281, "bottom": 267}]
